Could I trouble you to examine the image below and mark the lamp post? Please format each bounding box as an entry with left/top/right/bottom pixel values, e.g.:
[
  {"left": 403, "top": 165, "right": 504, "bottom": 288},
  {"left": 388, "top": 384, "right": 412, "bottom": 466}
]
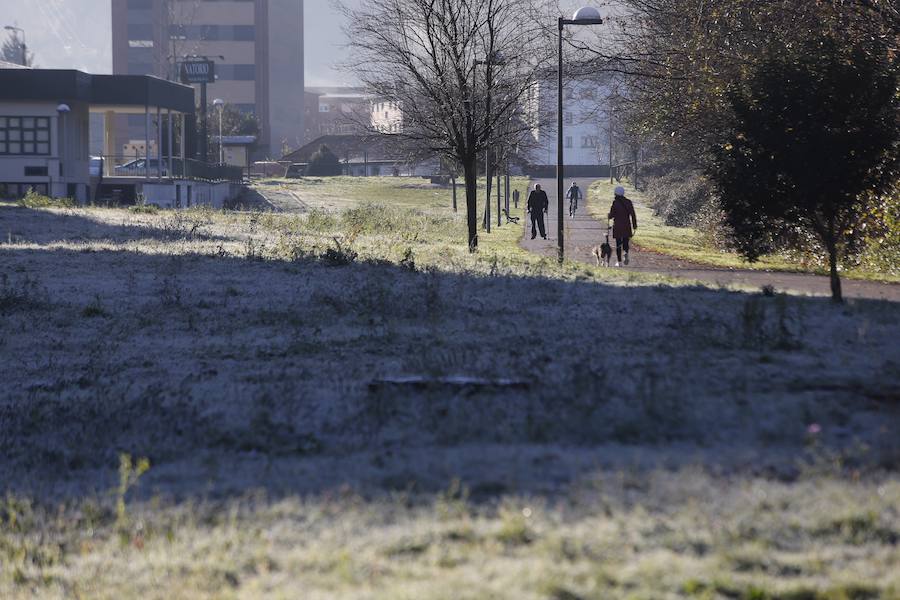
[
  {"left": 213, "top": 98, "right": 225, "bottom": 164},
  {"left": 557, "top": 7, "right": 603, "bottom": 263},
  {"left": 4, "top": 25, "right": 26, "bottom": 66},
  {"left": 475, "top": 53, "right": 505, "bottom": 233},
  {"left": 56, "top": 103, "right": 71, "bottom": 200}
]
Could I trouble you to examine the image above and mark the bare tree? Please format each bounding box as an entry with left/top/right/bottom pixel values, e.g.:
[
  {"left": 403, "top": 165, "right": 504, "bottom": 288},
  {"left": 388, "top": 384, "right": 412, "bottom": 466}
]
[
  {"left": 338, "top": 0, "right": 555, "bottom": 251},
  {"left": 1, "top": 31, "right": 34, "bottom": 67},
  {"left": 161, "top": 0, "right": 203, "bottom": 81}
]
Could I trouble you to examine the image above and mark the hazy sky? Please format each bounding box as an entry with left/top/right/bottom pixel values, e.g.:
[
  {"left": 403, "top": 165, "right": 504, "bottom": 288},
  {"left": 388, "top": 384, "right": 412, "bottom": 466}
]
[
  {"left": 0, "top": 1, "right": 587, "bottom": 85},
  {"left": 0, "top": 0, "right": 360, "bottom": 85}
]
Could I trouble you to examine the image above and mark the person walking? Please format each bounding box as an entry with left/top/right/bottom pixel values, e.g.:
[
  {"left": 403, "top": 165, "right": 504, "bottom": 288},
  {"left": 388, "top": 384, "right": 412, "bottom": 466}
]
[
  {"left": 608, "top": 185, "right": 637, "bottom": 266},
  {"left": 527, "top": 183, "right": 549, "bottom": 240},
  {"left": 512, "top": 188, "right": 520, "bottom": 209},
  {"left": 566, "top": 182, "right": 582, "bottom": 218}
]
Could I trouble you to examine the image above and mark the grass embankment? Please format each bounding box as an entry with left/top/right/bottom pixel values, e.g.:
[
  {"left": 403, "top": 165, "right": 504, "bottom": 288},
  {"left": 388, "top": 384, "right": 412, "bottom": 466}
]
[
  {"left": 587, "top": 180, "right": 900, "bottom": 284},
  {"left": 250, "top": 176, "right": 679, "bottom": 286},
  {"left": 2, "top": 179, "right": 899, "bottom": 598}
]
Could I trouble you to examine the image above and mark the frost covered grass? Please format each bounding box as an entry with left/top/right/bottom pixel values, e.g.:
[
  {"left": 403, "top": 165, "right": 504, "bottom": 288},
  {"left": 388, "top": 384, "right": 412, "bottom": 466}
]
[
  {"left": 589, "top": 181, "right": 900, "bottom": 284},
  {"left": 2, "top": 468, "right": 898, "bottom": 599},
  {"left": 1, "top": 181, "right": 898, "bottom": 598}
]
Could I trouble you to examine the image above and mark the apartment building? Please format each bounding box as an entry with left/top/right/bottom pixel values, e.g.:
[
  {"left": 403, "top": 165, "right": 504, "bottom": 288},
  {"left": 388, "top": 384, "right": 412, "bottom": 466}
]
[
  {"left": 305, "top": 86, "right": 370, "bottom": 138},
  {"left": 523, "top": 76, "right": 611, "bottom": 173},
  {"left": 112, "top": 0, "right": 304, "bottom": 158},
  {"left": 370, "top": 98, "right": 404, "bottom": 134}
]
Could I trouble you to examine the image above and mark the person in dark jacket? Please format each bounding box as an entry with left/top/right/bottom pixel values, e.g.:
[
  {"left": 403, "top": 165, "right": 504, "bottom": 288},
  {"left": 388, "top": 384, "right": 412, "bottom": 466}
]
[
  {"left": 527, "top": 183, "right": 549, "bottom": 239},
  {"left": 608, "top": 185, "right": 638, "bottom": 265}
]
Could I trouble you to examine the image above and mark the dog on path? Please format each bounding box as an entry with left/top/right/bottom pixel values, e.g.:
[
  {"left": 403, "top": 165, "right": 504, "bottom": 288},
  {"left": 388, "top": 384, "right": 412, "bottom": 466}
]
[{"left": 592, "top": 227, "right": 613, "bottom": 267}]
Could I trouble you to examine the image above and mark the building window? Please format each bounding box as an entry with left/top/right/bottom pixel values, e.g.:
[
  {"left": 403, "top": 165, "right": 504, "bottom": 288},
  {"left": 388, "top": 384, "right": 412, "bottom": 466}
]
[
  {"left": 217, "top": 64, "right": 256, "bottom": 81},
  {"left": 128, "top": 40, "right": 154, "bottom": 48},
  {"left": 0, "top": 116, "right": 51, "bottom": 155},
  {"left": 128, "top": 62, "right": 155, "bottom": 75},
  {"left": 581, "top": 136, "right": 597, "bottom": 148},
  {"left": 320, "top": 104, "right": 330, "bottom": 113},
  {"left": 168, "top": 25, "right": 255, "bottom": 41},
  {"left": 565, "top": 136, "right": 572, "bottom": 148},
  {"left": 564, "top": 112, "right": 573, "bottom": 125},
  {"left": 24, "top": 166, "right": 49, "bottom": 177},
  {"left": 127, "top": 24, "right": 154, "bottom": 40}
]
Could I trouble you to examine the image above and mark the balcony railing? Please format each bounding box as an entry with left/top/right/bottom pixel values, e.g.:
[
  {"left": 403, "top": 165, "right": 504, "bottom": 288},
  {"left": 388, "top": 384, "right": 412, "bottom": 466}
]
[{"left": 93, "top": 155, "right": 244, "bottom": 183}]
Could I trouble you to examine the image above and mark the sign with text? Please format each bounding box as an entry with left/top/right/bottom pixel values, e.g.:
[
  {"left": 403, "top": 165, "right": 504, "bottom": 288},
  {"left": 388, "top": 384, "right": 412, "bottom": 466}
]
[{"left": 179, "top": 61, "right": 215, "bottom": 84}]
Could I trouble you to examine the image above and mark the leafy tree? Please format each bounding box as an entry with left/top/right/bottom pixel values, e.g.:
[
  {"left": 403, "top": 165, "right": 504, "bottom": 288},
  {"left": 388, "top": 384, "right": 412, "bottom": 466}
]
[
  {"left": 204, "top": 103, "right": 260, "bottom": 161},
  {"left": 306, "top": 145, "right": 343, "bottom": 176},
  {"left": 708, "top": 36, "right": 900, "bottom": 302}
]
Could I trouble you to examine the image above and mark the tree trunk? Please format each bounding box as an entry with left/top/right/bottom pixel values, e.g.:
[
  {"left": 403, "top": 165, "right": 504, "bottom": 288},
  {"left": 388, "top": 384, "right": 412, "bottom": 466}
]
[
  {"left": 484, "top": 148, "right": 492, "bottom": 231},
  {"left": 451, "top": 176, "right": 457, "bottom": 213},
  {"left": 828, "top": 241, "right": 843, "bottom": 303},
  {"left": 464, "top": 159, "right": 478, "bottom": 251}
]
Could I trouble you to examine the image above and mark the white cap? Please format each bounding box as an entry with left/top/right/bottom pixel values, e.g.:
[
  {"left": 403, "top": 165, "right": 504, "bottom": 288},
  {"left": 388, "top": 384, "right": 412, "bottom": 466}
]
[{"left": 614, "top": 186, "right": 625, "bottom": 197}]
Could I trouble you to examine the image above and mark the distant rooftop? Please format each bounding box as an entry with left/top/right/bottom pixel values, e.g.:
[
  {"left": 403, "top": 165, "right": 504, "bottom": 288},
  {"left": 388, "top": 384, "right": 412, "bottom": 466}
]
[
  {"left": 0, "top": 68, "right": 195, "bottom": 114},
  {"left": 306, "top": 86, "right": 368, "bottom": 96}
]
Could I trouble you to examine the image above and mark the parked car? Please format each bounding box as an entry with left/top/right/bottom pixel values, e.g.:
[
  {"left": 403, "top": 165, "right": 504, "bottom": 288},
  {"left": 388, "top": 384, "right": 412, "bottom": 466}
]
[
  {"left": 285, "top": 163, "right": 308, "bottom": 178},
  {"left": 114, "top": 158, "right": 169, "bottom": 177}
]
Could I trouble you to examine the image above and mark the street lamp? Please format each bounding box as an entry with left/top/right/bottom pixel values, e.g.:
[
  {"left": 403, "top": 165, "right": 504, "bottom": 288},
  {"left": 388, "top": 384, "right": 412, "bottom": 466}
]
[
  {"left": 4, "top": 25, "right": 26, "bottom": 66},
  {"left": 557, "top": 7, "right": 603, "bottom": 263},
  {"left": 56, "top": 103, "right": 71, "bottom": 200},
  {"left": 212, "top": 98, "right": 224, "bottom": 164}
]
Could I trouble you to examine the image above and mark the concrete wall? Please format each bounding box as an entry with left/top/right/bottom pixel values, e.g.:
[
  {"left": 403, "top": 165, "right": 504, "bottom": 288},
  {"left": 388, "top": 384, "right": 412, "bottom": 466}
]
[{"left": 141, "top": 180, "right": 235, "bottom": 209}]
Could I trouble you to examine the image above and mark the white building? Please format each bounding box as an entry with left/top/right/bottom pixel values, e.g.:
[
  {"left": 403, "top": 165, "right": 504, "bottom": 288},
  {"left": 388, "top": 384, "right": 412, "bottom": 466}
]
[
  {"left": 523, "top": 77, "right": 611, "bottom": 175},
  {"left": 370, "top": 99, "right": 404, "bottom": 134}
]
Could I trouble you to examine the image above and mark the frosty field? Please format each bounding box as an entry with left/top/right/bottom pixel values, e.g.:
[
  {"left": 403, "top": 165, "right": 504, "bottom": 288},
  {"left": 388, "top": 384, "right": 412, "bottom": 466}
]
[{"left": 0, "top": 178, "right": 898, "bottom": 599}]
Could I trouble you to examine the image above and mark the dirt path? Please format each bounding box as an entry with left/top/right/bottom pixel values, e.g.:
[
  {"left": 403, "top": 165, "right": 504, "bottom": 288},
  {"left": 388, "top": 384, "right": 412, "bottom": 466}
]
[{"left": 520, "top": 178, "right": 900, "bottom": 302}]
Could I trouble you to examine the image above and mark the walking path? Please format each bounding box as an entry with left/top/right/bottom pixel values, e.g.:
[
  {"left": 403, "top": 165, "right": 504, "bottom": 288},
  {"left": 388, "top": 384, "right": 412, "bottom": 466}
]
[{"left": 520, "top": 178, "right": 900, "bottom": 302}]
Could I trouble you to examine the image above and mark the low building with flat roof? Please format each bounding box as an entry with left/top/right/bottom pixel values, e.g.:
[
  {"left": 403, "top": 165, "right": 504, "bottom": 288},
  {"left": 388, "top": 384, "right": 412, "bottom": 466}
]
[{"left": 0, "top": 68, "right": 241, "bottom": 207}]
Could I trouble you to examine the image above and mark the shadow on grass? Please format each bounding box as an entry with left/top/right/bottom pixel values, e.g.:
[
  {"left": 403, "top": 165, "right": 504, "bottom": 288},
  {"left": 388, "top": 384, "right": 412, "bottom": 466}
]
[{"left": 1, "top": 207, "right": 899, "bottom": 502}]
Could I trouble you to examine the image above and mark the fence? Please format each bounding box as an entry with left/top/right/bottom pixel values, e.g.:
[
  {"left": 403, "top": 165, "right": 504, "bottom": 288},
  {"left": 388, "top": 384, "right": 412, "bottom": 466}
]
[{"left": 93, "top": 155, "right": 243, "bottom": 183}]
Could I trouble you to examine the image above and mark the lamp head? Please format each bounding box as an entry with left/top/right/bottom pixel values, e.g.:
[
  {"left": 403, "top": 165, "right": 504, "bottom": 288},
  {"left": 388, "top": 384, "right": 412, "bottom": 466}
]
[
  {"left": 571, "top": 7, "right": 603, "bottom": 24},
  {"left": 573, "top": 7, "right": 602, "bottom": 20},
  {"left": 56, "top": 103, "right": 70, "bottom": 113},
  {"left": 212, "top": 98, "right": 225, "bottom": 108}
]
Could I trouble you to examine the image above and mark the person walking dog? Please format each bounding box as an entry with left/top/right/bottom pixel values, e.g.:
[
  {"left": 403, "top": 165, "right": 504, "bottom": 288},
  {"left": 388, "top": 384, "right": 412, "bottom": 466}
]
[
  {"left": 566, "top": 182, "right": 582, "bottom": 218},
  {"left": 527, "top": 183, "right": 549, "bottom": 240},
  {"left": 608, "top": 185, "right": 637, "bottom": 266}
]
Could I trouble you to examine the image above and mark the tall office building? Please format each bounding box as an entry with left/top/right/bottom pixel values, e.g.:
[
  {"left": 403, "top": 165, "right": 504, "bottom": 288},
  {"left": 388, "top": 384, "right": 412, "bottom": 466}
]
[{"left": 112, "top": 0, "right": 304, "bottom": 159}]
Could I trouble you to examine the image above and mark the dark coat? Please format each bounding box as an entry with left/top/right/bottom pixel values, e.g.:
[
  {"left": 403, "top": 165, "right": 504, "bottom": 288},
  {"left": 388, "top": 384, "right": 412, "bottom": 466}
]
[
  {"left": 608, "top": 196, "right": 637, "bottom": 239},
  {"left": 528, "top": 189, "right": 549, "bottom": 213}
]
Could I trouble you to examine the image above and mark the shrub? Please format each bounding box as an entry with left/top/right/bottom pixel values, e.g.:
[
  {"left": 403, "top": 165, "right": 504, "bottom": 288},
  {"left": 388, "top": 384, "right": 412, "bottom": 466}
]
[
  {"left": 645, "top": 170, "right": 718, "bottom": 228},
  {"left": 17, "top": 189, "right": 74, "bottom": 209},
  {"left": 306, "top": 144, "right": 343, "bottom": 176},
  {"left": 321, "top": 236, "right": 358, "bottom": 266},
  {"left": 129, "top": 204, "right": 159, "bottom": 214},
  {"left": 856, "top": 186, "right": 900, "bottom": 276}
]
